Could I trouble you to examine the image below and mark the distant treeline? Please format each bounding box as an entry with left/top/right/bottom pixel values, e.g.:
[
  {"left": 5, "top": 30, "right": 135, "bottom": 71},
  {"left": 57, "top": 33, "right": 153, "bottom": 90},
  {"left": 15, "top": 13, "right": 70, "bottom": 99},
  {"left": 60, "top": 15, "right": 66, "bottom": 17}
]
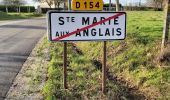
[
  {"left": 0, "top": 5, "right": 163, "bottom": 13},
  {"left": 103, "top": 3, "right": 163, "bottom": 11},
  {"left": 104, "top": 3, "right": 122, "bottom": 7},
  {"left": 0, "top": 5, "right": 35, "bottom": 13},
  {"left": 40, "top": 7, "right": 163, "bottom": 13},
  {"left": 41, "top": 8, "right": 68, "bottom": 13}
]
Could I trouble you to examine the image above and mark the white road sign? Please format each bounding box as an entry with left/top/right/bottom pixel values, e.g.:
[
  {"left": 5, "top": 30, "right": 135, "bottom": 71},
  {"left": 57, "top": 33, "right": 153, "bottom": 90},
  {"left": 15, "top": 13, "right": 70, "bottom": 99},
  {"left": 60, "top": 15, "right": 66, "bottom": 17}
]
[{"left": 47, "top": 11, "right": 126, "bottom": 41}]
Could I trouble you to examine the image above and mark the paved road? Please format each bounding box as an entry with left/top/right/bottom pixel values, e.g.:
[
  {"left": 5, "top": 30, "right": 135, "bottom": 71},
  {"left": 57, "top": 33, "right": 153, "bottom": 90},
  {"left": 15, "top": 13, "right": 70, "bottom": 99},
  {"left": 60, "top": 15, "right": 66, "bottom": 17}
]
[{"left": 0, "top": 18, "right": 46, "bottom": 100}]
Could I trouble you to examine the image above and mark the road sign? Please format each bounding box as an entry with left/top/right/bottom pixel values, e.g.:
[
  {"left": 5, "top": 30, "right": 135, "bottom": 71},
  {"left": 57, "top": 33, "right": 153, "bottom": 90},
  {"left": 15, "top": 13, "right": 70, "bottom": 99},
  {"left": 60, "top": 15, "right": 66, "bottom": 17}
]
[
  {"left": 72, "top": 0, "right": 103, "bottom": 11},
  {"left": 47, "top": 11, "right": 126, "bottom": 41}
]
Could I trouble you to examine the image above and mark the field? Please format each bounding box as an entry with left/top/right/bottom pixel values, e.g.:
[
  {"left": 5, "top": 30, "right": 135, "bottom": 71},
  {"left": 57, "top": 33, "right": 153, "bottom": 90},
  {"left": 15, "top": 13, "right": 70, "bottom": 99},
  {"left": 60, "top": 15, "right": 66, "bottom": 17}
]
[
  {"left": 0, "top": 12, "right": 42, "bottom": 20},
  {"left": 37, "top": 11, "right": 170, "bottom": 99}
]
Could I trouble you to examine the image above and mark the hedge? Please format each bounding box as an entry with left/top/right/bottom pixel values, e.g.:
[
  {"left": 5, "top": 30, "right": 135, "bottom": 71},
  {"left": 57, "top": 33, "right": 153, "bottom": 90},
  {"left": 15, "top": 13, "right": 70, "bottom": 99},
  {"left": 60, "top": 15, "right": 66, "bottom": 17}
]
[
  {"left": 124, "top": 6, "right": 163, "bottom": 11},
  {"left": 0, "top": 5, "right": 35, "bottom": 12},
  {"left": 41, "top": 8, "right": 68, "bottom": 13}
]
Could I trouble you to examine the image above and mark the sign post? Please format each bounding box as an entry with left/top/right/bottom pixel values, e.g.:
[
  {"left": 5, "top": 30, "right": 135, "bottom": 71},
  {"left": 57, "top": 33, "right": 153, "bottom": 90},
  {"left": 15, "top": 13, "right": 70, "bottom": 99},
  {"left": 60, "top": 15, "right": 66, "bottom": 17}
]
[
  {"left": 47, "top": 0, "right": 126, "bottom": 94},
  {"left": 109, "top": 0, "right": 111, "bottom": 11},
  {"left": 102, "top": 41, "right": 107, "bottom": 93},
  {"left": 63, "top": 0, "right": 72, "bottom": 89},
  {"left": 63, "top": 42, "right": 67, "bottom": 89}
]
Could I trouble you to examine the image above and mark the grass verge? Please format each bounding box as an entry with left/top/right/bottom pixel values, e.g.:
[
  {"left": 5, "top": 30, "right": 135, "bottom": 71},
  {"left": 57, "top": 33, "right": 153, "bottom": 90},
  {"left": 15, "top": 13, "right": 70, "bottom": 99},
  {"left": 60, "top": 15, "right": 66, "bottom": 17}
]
[
  {"left": 41, "top": 11, "right": 170, "bottom": 99},
  {"left": 0, "top": 11, "right": 43, "bottom": 21},
  {"left": 6, "top": 36, "right": 48, "bottom": 99}
]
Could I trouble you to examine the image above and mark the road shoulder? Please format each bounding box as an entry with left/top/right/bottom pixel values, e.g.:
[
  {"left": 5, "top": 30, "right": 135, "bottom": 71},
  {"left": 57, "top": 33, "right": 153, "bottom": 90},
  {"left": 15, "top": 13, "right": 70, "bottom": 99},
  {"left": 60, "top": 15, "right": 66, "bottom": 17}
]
[{"left": 5, "top": 36, "right": 48, "bottom": 100}]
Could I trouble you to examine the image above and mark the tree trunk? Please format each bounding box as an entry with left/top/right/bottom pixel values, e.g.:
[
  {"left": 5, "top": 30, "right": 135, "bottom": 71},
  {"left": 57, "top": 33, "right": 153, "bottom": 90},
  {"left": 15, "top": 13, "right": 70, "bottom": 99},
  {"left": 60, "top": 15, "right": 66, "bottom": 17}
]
[
  {"left": 139, "top": 0, "right": 141, "bottom": 7},
  {"left": 64, "top": 2, "right": 66, "bottom": 9},
  {"left": 161, "top": 1, "right": 163, "bottom": 9},
  {"left": 115, "top": 0, "right": 120, "bottom": 11},
  {"left": 28, "top": 6, "right": 30, "bottom": 13},
  {"left": 54, "top": 2, "right": 57, "bottom": 8},
  {"left": 37, "top": 6, "right": 41, "bottom": 14},
  {"left": 6, "top": 5, "right": 8, "bottom": 13},
  {"left": 17, "top": 7, "right": 18, "bottom": 13},
  {"left": 58, "top": 2, "right": 60, "bottom": 8},
  {"left": 162, "top": 0, "right": 170, "bottom": 51},
  {"left": 47, "top": 1, "right": 52, "bottom": 8},
  {"left": 19, "top": 6, "right": 21, "bottom": 13}
]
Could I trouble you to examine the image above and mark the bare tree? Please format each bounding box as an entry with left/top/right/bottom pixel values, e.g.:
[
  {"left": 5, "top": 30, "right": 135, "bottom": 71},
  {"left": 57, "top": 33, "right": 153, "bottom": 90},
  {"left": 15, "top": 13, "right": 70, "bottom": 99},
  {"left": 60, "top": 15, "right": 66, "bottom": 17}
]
[
  {"left": 33, "top": 0, "right": 67, "bottom": 8},
  {"left": 13, "top": 0, "right": 26, "bottom": 13},
  {"left": 139, "top": 0, "right": 142, "bottom": 7},
  {"left": 38, "top": 0, "right": 53, "bottom": 8},
  {"left": 53, "top": 0, "right": 61, "bottom": 8},
  {"left": 33, "top": 0, "right": 42, "bottom": 13},
  {"left": 2, "top": 0, "right": 12, "bottom": 13},
  {"left": 53, "top": 0, "right": 66, "bottom": 8},
  {"left": 147, "top": 0, "right": 164, "bottom": 9},
  {"left": 45, "top": 0, "right": 53, "bottom": 8}
]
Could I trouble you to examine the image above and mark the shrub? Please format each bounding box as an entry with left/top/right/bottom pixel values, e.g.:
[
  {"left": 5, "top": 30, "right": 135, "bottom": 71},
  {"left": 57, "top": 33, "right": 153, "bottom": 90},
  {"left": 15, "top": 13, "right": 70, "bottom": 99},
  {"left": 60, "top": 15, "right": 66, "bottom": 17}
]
[{"left": 0, "top": 5, "right": 35, "bottom": 13}]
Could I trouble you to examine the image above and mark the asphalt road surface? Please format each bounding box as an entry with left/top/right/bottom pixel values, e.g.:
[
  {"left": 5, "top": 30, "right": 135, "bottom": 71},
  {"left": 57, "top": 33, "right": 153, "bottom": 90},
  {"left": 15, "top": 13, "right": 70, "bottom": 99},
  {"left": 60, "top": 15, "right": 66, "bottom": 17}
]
[{"left": 0, "top": 18, "right": 46, "bottom": 100}]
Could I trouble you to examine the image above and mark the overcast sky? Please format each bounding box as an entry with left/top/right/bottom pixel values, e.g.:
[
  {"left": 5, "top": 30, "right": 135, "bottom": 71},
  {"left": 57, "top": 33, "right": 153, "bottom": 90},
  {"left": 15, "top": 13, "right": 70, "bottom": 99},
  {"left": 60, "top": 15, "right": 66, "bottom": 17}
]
[
  {"left": 105, "top": 0, "right": 146, "bottom": 4},
  {"left": 29, "top": 0, "right": 146, "bottom": 6},
  {"left": 0, "top": 0, "right": 146, "bottom": 6}
]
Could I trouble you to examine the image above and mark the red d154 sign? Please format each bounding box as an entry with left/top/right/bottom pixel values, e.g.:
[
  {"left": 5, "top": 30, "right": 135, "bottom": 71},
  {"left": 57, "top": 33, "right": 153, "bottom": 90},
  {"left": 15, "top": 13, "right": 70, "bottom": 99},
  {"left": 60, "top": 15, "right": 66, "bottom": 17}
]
[{"left": 47, "top": 11, "right": 126, "bottom": 41}]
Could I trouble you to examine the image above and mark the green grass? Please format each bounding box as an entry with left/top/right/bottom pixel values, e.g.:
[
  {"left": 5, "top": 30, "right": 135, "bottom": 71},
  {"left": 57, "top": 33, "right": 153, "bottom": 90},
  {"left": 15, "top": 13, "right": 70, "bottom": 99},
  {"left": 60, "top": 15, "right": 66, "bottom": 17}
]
[
  {"left": 0, "top": 12, "right": 43, "bottom": 20},
  {"left": 40, "top": 11, "right": 170, "bottom": 99},
  {"left": 41, "top": 42, "right": 144, "bottom": 99}
]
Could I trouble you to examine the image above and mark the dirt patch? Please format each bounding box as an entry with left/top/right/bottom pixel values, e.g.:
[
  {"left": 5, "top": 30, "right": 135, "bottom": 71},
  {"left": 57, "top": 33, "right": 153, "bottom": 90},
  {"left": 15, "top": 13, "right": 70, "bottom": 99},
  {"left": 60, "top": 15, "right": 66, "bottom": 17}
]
[{"left": 157, "top": 45, "right": 170, "bottom": 67}]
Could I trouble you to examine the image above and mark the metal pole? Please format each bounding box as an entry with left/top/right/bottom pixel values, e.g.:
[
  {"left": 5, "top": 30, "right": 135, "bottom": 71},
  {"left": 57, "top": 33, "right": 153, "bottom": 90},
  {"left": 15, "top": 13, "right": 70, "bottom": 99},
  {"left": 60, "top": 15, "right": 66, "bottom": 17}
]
[
  {"left": 102, "top": 0, "right": 112, "bottom": 94},
  {"left": 109, "top": 0, "right": 112, "bottom": 11},
  {"left": 63, "top": 42, "right": 67, "bottom": 89},
  {"left": 63, "top": 0, "right": 71, "bottom": 90},
  {"left": 102, "top": 41, "right": 107, "bottom": 94},
  {"left": 68, "top": 0, "right": 72, "bottom": 10}
]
